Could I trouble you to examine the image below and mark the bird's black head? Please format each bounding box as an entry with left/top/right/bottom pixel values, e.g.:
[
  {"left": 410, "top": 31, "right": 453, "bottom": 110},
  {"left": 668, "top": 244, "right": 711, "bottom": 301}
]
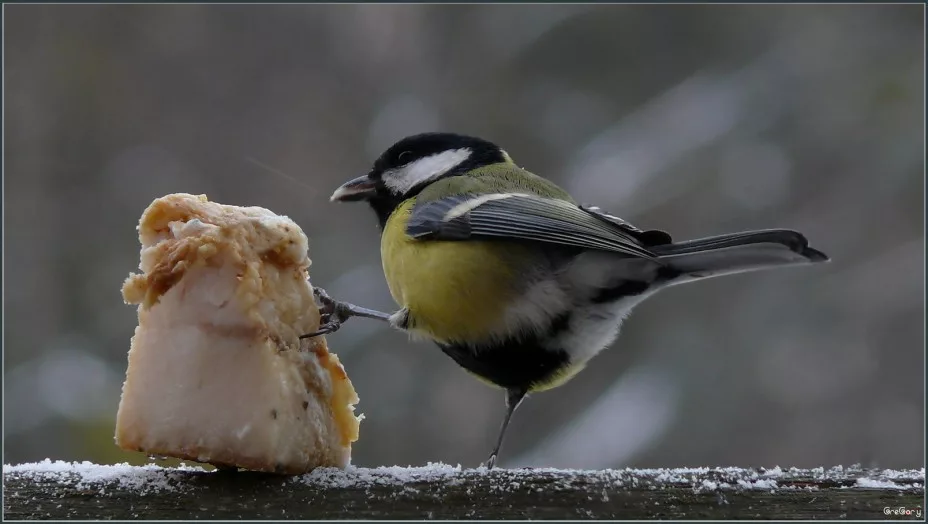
[{"left": 330, "top": 132, "right": 509, "bottom": 226}]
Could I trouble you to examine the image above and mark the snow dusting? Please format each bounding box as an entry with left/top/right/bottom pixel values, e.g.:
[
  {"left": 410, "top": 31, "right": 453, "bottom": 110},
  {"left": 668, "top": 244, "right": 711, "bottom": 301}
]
[
  {"left": 3, "top": 459, "right": 206, "bottom": 494},
  {"left": 289, "top": 463, "right": 925, "bottom": 494},
  {"left": 4, "top": 460, "right": 924, "bottom": 496},
  {"left": 296, "top": 462, "right": 466, "bottom": 489},
  {"left": 855, "top": 478, "right": 918, "bottom": 490}
]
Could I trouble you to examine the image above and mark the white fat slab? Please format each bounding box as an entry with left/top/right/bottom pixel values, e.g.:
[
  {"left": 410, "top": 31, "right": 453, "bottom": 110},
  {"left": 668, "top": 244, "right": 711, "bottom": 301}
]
[{"left": 383, "top": 148, "right": 472, "bottom": 194}]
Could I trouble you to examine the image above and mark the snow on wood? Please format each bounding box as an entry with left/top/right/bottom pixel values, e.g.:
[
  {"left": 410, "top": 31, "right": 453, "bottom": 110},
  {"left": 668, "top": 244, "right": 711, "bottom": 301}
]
[{"left": 3, "top": 460, "right": 924, "bottom": 519}]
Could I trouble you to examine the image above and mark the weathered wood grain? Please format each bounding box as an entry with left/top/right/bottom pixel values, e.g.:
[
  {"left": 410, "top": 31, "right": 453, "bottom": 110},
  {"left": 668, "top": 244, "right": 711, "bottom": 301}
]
[{"left": 3, "top": 462, "right": 924, "bottom": 520}]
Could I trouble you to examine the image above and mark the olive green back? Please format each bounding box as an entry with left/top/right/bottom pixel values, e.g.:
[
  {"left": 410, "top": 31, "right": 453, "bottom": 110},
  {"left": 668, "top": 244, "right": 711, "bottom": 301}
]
[{"left": 416, "top": 162, "right": 575, "bottom": 204}]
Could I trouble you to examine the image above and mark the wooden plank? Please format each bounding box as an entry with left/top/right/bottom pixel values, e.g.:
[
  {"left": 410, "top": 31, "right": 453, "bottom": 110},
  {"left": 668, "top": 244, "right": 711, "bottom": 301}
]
[{"left": 3, "top": 462, "right": 924, "bottom": 519}]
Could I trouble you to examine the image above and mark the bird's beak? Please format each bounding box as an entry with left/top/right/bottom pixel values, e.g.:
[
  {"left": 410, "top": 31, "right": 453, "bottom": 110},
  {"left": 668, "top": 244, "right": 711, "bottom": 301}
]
[{"left": 330, "top": 174, "right": 377, "bottom": 202}]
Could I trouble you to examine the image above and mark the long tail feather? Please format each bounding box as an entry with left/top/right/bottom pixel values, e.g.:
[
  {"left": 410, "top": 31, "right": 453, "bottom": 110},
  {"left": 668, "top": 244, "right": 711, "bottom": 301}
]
[{"left": 651, "top": 229, "right": 829, "bottom": 281}]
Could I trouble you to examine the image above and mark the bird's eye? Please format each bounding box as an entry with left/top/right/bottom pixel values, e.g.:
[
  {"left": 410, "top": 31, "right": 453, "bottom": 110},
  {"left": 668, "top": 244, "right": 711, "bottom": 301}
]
[{"left": 397, "top": 151, "right": 413, "bottom": 164}]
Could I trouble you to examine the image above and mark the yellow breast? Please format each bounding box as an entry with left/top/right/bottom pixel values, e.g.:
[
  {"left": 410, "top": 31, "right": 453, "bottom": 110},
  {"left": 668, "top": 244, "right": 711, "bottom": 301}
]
[{"left": 381, "top": 199, "right": 523, "bottom": 344}]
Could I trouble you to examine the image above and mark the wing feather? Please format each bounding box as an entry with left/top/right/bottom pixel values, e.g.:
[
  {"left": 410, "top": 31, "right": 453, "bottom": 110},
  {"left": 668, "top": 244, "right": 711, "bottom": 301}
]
[{"left": 406, "top": 193, "right": 658, "bottom": 260}]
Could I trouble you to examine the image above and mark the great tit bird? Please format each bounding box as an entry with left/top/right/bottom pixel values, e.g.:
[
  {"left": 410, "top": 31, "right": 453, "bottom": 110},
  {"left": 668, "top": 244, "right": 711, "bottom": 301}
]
[{"left": 303, "top": 132, "right": 829, "bottom": 468}]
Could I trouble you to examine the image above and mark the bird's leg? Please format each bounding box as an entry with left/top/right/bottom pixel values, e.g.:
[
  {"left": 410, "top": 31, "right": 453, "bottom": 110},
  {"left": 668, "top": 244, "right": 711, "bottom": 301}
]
[
  {"left": 300, "top": 286, "right": 393, "bottom": 339},
  {"left": 482, "top": 388, "right": 528, "bottom": 469}
]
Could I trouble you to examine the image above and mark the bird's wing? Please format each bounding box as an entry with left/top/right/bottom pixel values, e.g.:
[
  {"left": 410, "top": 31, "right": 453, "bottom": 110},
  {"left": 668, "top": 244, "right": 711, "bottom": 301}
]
[
  {"left": 579, "top": 204, "right": 673, "bottom": 246},
  {"left": 406, "top": 193, "right": 662, "bottom": 260}
]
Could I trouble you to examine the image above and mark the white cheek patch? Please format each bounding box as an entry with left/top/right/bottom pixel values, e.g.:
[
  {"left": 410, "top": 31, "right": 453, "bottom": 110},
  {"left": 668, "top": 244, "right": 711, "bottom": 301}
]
[{"left": 383, "top": 148, "right": 472, "bottom": 194}]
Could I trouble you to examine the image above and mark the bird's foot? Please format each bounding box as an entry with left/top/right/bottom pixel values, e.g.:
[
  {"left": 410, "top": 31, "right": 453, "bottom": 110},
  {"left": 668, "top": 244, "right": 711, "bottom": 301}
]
[
  {"left": 300, "top": 287, "right": 356, "bottom": 338},
  {"left": 481, "top": 453, "right": 498, "bottom": 470},
  {"left": 300, "top": 286, "right": 394, "bottom": 339}
]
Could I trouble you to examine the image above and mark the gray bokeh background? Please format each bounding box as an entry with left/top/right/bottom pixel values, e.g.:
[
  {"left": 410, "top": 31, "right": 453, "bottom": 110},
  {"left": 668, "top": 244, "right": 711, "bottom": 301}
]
[{"left": 4, "top": 4, "right": 924, "bottom": 470}]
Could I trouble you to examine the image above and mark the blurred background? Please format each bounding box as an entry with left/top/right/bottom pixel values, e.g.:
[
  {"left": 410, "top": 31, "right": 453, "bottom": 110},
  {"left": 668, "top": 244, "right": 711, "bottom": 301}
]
[{"left": 4, "top": 4, "right": 924, "bottom": 471}]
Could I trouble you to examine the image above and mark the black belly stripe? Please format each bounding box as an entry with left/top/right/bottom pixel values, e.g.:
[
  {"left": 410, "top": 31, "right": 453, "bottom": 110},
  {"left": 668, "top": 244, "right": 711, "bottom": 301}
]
[
  {"left": 437, "top": 340, "right": 571, "bottom": 391},
  {"left": 436, "top": 310, "right": 574, "bottom": 390}
]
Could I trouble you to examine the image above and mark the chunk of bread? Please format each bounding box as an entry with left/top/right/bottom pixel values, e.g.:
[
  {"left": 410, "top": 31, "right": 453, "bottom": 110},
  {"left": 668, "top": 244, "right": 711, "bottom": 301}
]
[{"left": 116, "top": 193, "right": 360, "bottom": 474}]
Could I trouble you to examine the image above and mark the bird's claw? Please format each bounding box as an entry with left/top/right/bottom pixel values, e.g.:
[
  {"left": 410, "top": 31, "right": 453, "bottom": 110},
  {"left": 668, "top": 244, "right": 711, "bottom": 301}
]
[
  {"left": 300, "top": 287, "right": 350, "bottom": 339},
  {"left": 313, "top": 286, "right": 335, "bottom": 308},
  {"left": 303, "top": 320, "right": 341, "bottom": 338},
  {"left": 481, "top": 454, "right": 498, "bottom": 470},
  {"left": 301, "top": 286, "right": 394, "bottom": 339}
]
